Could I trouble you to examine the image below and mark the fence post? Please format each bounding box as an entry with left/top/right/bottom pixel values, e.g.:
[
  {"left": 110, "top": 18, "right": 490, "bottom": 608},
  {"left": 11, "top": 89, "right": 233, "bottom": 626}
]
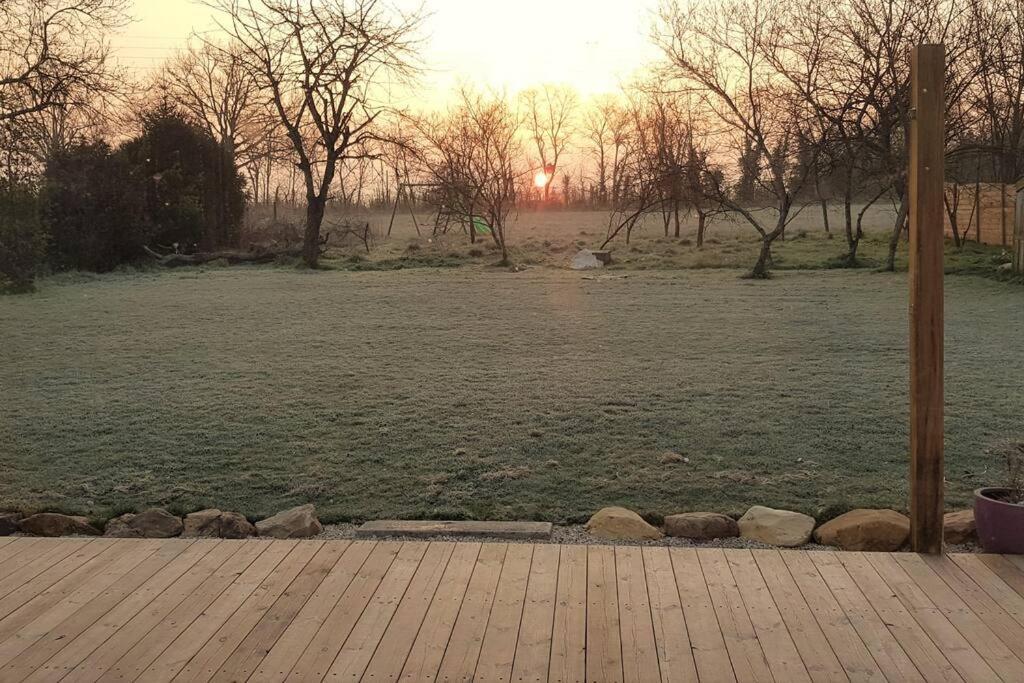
[
  {"left": 1014, "top": 181, "right": 1024, "bottom": 274},
  {"left": 908, "top": 43, "right": 945, "bottom": 555}
]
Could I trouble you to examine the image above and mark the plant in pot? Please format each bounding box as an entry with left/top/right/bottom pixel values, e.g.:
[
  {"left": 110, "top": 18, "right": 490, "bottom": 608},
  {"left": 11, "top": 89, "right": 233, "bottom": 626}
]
[{"left": 975, "top": 443, "right": 1024, "bottom": 553}]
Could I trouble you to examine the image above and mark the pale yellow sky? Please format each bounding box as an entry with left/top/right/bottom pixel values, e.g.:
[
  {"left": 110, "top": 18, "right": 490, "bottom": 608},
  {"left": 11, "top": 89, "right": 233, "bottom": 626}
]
[{"left": 111, "top": 0, "right": 662, "bottom": 106}]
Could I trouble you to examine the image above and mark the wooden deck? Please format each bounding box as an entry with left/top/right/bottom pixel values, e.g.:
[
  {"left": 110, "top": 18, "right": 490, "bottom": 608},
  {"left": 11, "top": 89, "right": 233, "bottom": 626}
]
[{"left": 0, "top": 538, "right": 1023, "bottom": 682}]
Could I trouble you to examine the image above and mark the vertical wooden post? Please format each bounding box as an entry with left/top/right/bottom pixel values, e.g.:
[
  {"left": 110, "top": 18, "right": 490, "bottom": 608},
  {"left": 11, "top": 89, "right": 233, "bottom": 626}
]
[
  {"left": 909, "top": 44, "right": 945, "bottom": 554},
  {"left": 1014, "top": 181, "right": 1024, "bottom": 274}
]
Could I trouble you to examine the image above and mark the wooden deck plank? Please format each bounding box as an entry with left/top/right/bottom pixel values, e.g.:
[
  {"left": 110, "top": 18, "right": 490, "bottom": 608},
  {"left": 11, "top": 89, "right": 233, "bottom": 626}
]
[
  {"left": 547, "top": 544, "right": 587, "bottom": 683},
  {"left": 697, "top": 549, "right": 771, "bottom": 683},
  {"left": 277, "top": 541, "right": 401, "bottom": 681},
  {"left": 509, "top": 544, "right": 560, "bottom": 683},
  {"left": 778, "top": 551, "right": 887, "bottom": 683},
  {"left": 882, "top": 553, "right": 1024, "bottom": 681},
  {"left": 0, "top": 536, "right": 20, "bottom": 553},
  {"left": 130, "top": 540, "right": 298, "bottom": 682},
  {"left": 435, "top": 543, "right": 508, "bottom": 681},
  {"left": 0, "top": 538, "right": 98, "bottom": 605},
  {"left": 22, "top": 540, "right": 224, "bottom": 683},
  {"left": 99, "top": 540, "right": 271, "bottom": 682},
  {"left": 641, "top": 547, "right": 698, "bottom": 683},
  {"left": 809, "top": 552, "right": 926, "bottom": 683},
  {"left": 0, "top": 539, "right": 1020, "bottom": 683},
  {"left": 586, "top": 544, "right": 623, "bottom": 683},
  {"left": 0, "top": 538, "right": 46, "bottom": 571},
  {"left": 749, "top": 550, "right": 847, "bottom": 682},
  {"left": 950, "top": 554, "right": 1024, "bottom": 628},
  {"left": 210, "top": 541, "right": 348, "bottom": 683},
  {"left": 398, "top": 542, "right": 481, "bottom": 682},
  {"left": 614, "top": 546, "right": 661, "bottom": 683},
  {"left": 832, "top": 552, "right": 961, "bottom": 682},
  {"left": 325, "top": 541, "right": 432, "bottom": 681},
  {"left": 725, "top": 549, "right": 813, "bottom": 683},
  {"left": 914, "top": 554, "right": 1024, "bottom": 665},
  {"left": 474, "top": 543, "right": 535, "bottom": 682},
  {"left": 357, "top": 520, "right": 553, "bottom": 540},
  {"left": 668, "top": 548, "right": 735, "bottom": 683},
  {"left": 359, "top": 542, "right": 456, "bottom": 681},
  {"left": 0, "top": 539, "right": 162, "bottom": 669},
  {"left": 169, "top": 540, "right": 319, "bottom": 683},
  {"left": 864, "top": 552, "right": 1002, "bottom": 682},
  {"left": 250, "top": 541, "right": 372, "bottom": 683},
  {"left": 974, "top": 554, "right": 1024, "bottom": 599},
  {"left": 55, "top": 540, "right": 239, "bottom": 683},
  {"left": 16, "top": 540, "right": 209, "bottom": 683},
  {"left": 0, "top": 539, "right": 146, "bottom": 644}
]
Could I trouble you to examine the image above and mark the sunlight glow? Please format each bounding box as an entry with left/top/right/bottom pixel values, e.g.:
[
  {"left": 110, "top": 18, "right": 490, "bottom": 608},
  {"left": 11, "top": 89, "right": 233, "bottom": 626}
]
[{"left": 534, "top": 171, "right": 550, "bottom": 189}]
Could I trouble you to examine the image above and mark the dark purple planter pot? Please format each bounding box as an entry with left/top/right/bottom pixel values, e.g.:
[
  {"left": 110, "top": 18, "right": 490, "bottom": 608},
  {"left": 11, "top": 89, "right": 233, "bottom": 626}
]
[{"left": 974, "top": 488, "right": 1024, "bottom": 554}]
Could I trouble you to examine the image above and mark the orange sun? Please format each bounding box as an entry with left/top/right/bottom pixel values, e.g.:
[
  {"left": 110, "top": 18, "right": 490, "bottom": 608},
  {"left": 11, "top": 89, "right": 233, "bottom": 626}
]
[{"left": 533, "top": 170, "right": 550, "bottom": 189}]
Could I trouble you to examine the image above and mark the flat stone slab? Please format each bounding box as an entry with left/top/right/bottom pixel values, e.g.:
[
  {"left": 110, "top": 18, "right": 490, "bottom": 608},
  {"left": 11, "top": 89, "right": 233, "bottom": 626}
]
[{"left": 356, "top": 520, "right": 553, "bottom": 540}]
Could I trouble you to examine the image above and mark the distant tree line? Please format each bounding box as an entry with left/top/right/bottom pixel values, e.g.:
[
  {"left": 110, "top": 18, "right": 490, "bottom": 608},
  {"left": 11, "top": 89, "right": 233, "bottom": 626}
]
[{"left": 2, "top": 0, "right": 1024, "bottom": 288}]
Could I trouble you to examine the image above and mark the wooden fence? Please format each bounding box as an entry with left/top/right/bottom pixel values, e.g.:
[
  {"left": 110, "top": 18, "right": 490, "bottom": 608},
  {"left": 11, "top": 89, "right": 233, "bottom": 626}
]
[{"left": 942, "top": 182, "right": 1015, "bottom": 246}]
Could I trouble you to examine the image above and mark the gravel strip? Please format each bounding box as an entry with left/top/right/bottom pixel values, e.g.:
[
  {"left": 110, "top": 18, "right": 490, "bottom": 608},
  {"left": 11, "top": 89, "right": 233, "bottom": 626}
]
[{"left": 310, "top": 523, "right": 983, "bottom": 552}]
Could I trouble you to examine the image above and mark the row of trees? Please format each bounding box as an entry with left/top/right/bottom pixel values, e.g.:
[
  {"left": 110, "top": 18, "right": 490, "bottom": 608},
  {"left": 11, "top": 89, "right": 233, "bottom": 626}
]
[{"left": 2, "top": 0, "right": 1024, "bottom": 284}]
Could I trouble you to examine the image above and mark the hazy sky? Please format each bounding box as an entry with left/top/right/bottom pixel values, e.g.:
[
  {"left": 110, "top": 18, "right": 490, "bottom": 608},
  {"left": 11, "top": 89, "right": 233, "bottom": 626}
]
[{"left": 111, "top": 0, "right": 663, "bottom": 106}]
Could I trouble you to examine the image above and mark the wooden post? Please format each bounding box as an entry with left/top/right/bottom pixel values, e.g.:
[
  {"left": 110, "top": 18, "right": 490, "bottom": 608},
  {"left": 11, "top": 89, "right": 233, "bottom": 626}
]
[
  {"left": 1014, "top": 180, "right": 1024, "bottom": 274},
  {"left": 908, "top": 44, "right": 945, "bottom": 554}
]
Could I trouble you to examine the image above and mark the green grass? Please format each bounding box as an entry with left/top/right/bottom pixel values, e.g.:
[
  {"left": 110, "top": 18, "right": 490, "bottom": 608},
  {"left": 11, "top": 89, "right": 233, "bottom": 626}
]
[{"left": 2, "top": 266, "right": 1022, "bottom": 524}]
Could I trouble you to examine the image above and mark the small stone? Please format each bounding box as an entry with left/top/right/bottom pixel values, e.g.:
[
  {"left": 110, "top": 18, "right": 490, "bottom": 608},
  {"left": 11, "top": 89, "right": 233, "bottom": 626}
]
[
  {"left": 219, "top": 512, "right": 256, "bottom": 539},
  {"left": 104, "top": 514, "right": 142, "bottom": 538},
  {"left": 0, "top": 512, "right": 23, "bottom": 536},
  {"left": 19, "top": 513, "right": 101, "bottom": 537},
  {"left": 585, "top": 507, "right": 663, "bottom": 540},
  {"left": 944, "top": 509, "right": 976, "bottom": 544},
  {"left": 255, "top": 504, "right": 322, "bottom": 539},
  {"left": 813, "top": 509, "right": 910, "bottom": 551},
  {"left": 738, "top": 505, "right": 815, "bottom": 547},
  {"left": 183, "top": 509, "right": 223, "bottom": 538},
  {"left": 665, "top": 512, "right": 739, "bottom": 540}
]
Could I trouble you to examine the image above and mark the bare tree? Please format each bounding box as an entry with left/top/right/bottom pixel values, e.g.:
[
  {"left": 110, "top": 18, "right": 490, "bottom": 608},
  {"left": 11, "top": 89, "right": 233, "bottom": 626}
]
[
  {"left": 0, "top": 0, "right": 127, "bottom": 123},
  {"left": 521, "top": 84, "right": 577, "bottom": 202},
  {"left": 657, "top": 0, "right": 824, "bottom": 277},
  {"left": 413, "top": 89, "right": 522, "bottom": 264},
  {"left": 206, "top": 0, "right": 423, "bottom": 267}
]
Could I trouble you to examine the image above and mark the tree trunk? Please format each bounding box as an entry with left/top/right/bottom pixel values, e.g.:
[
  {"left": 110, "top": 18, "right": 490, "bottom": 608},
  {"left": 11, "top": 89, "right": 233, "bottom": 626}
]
[
  {"left": 303, "top": 197, "right": 326, "bottom": 268},
  {"left": 696, "top": 212, "right": 707, "bottom": 247},
  {"left": 750, "top": 237, "right": 773, "bottom": 279},
  {"left": 820, "top": 198, "right": 830, "bottom": 234},
  {"left": 885, "top": 197, "right": 909, "bottom": 272},
  {"left": 673, "top": 201, "right": 681, "bottom": 238}
]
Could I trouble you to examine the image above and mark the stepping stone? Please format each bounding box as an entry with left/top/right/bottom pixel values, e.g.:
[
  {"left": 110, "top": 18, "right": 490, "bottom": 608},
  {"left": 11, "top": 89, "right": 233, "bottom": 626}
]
[{"left": 356, "top": 520, "right": 553, "bottom": 540}]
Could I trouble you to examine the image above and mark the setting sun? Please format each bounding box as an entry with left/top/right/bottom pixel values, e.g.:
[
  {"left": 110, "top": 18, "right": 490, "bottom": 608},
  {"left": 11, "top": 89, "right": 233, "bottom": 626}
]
[{"left": 533, "top": 171, "right": 551, "bottom": 189}]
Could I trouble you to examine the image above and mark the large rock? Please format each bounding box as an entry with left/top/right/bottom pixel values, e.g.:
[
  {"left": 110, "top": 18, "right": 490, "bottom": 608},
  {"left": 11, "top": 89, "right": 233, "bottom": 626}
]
[
  {"left": 570, "top": 250, "right": 604, "bottom": 270},
  {"left": 944, "top": 509, "right": 977, "bottom": 545},
  {"left": 0, "top": 512, "right": 23, "bottom": 536},
  {"left": 664, "top": 512, "right": 738, "bottom": 540},
  {"left": 183, "top": 509, "right": 222, "bottom": 538},
  {"left": 104, "top": 514, "right": 141, "bottom": 538},
  {"left": 19, "top": 513, "right": 101, "bottom": 537},
  {"left": 184, "top": 509, "right": 255, "bottom": 539},
  {"left": 255, "top": 504, "right": 322, "bottom": 539},
  {"left": 738, "top": 506, "right": 815, "bottom": 547},
  {"left": 106, "top": 509, "right": 182, "bottom": 538},
  {"left": 813, "top": 509, "right": 909, "bottom": 551},
  {"left": 585, "top": 507, "right": 663, "bottom": 540}
]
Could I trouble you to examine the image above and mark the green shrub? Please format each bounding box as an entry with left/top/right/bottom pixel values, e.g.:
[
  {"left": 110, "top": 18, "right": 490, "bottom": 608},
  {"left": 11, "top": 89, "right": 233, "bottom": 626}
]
[
  {"left": 0, "top": 181, "right": 45, "bottom": 293},
  {"left": 41, "top": 142, "right": 148, "bottom": 272}
]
